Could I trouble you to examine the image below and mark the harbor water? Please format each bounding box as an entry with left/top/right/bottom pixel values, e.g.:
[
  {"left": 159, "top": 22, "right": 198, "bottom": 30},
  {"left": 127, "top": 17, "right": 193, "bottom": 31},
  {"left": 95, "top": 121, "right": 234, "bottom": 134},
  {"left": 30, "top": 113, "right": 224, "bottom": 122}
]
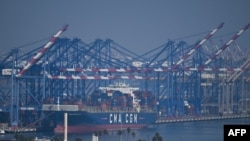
[{"left": 1, "top": 118, "right": 250, "bottom": 141}]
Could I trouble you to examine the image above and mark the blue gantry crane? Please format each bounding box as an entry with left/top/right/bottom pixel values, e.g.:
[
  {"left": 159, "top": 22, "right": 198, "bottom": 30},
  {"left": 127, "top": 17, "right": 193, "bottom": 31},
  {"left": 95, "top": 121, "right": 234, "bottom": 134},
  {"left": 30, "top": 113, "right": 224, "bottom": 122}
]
[{"left": 0, "top": 22, "right": 250, "bottom": 130}]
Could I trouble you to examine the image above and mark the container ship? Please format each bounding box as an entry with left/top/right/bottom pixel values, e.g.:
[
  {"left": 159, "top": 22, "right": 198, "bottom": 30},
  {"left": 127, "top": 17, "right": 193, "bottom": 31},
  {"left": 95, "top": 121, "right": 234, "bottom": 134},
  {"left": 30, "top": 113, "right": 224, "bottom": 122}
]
[{"left": 41, "top": 83, "right": 158, "bottom": 134}]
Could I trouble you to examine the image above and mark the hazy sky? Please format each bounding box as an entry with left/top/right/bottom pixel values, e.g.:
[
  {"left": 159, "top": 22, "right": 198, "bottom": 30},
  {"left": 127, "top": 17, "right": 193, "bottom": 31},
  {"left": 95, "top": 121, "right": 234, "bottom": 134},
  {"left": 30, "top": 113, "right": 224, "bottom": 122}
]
[{"left": 0, "top": 0, "right": 250, "bottom": 55}]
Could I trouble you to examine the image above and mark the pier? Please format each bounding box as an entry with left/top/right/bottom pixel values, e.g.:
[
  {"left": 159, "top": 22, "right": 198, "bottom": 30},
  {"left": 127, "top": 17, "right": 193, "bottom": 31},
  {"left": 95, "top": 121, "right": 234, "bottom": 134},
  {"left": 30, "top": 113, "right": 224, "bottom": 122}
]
[{"left": 156, "top": 114, "right": 250, "bottom": 124}]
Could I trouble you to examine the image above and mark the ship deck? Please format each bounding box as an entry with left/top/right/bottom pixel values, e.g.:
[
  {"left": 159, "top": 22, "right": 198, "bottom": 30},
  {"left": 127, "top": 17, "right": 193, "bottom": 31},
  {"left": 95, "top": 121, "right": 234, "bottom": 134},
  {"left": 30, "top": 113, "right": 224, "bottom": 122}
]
[{"left": 42, "top": 104, "right": 156, "bottom": 113}]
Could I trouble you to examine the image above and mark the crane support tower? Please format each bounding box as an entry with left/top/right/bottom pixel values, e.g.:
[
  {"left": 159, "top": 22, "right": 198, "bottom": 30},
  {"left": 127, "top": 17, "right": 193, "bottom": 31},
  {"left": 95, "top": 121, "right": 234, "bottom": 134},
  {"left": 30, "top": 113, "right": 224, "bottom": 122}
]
[{"left": 9, "top": 24, "right": 68, "bottom": 130}]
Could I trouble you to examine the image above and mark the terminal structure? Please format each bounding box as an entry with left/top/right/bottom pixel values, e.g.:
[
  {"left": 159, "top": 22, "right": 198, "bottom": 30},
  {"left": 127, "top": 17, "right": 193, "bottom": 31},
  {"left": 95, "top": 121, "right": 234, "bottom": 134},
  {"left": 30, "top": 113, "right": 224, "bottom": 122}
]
[{"left": 0, "top": 23, "right": 250, "bottom": 130}]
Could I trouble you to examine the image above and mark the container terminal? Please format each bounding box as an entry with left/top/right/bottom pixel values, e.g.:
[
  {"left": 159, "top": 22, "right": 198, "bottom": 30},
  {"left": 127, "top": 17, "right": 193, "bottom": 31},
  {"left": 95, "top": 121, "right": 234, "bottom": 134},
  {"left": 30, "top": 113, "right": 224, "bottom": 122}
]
[{"left": 0, "top": 23, "right": 250, "bottom": 133}]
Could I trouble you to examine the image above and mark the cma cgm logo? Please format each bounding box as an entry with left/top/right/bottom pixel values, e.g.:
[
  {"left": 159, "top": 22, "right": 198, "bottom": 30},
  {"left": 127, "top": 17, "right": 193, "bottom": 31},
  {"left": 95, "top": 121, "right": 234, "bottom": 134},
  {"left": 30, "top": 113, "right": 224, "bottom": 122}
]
[
  {"left": 224, "top": 125, "right": 250, "bottom": 141},
  {"left": 109, "top": 113, "right": 138, "bottom": 124}
]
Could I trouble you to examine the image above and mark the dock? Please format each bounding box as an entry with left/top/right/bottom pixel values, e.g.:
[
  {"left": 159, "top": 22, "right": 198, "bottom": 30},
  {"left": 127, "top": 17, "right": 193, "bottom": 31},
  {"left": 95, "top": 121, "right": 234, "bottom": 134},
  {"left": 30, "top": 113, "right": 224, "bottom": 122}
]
[{"left": 156, "top": 114, "right": 250, "bottom": 124}]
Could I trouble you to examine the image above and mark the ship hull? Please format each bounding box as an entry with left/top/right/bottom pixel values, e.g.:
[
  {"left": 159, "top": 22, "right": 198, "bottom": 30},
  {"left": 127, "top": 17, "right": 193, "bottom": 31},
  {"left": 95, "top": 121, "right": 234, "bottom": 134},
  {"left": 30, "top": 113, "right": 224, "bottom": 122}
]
[{"left": 53, "top": 111, "right": 157, "bottom": 134}]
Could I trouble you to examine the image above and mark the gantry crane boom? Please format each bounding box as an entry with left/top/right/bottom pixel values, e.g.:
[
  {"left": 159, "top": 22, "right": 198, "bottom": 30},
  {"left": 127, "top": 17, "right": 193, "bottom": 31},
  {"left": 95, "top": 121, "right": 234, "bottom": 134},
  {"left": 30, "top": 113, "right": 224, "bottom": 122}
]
[
  {"left": 173, "top": 22, "right": 224, "bottom": 69},
  {"left": 201, "top": 23, "right": 250, "bottom": 68},
  {"left": 16, "top": 24, "right": 68, "bottom": 77},
  {"left": 227, "top": 57, "right": 250, "bottom": 82}
]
